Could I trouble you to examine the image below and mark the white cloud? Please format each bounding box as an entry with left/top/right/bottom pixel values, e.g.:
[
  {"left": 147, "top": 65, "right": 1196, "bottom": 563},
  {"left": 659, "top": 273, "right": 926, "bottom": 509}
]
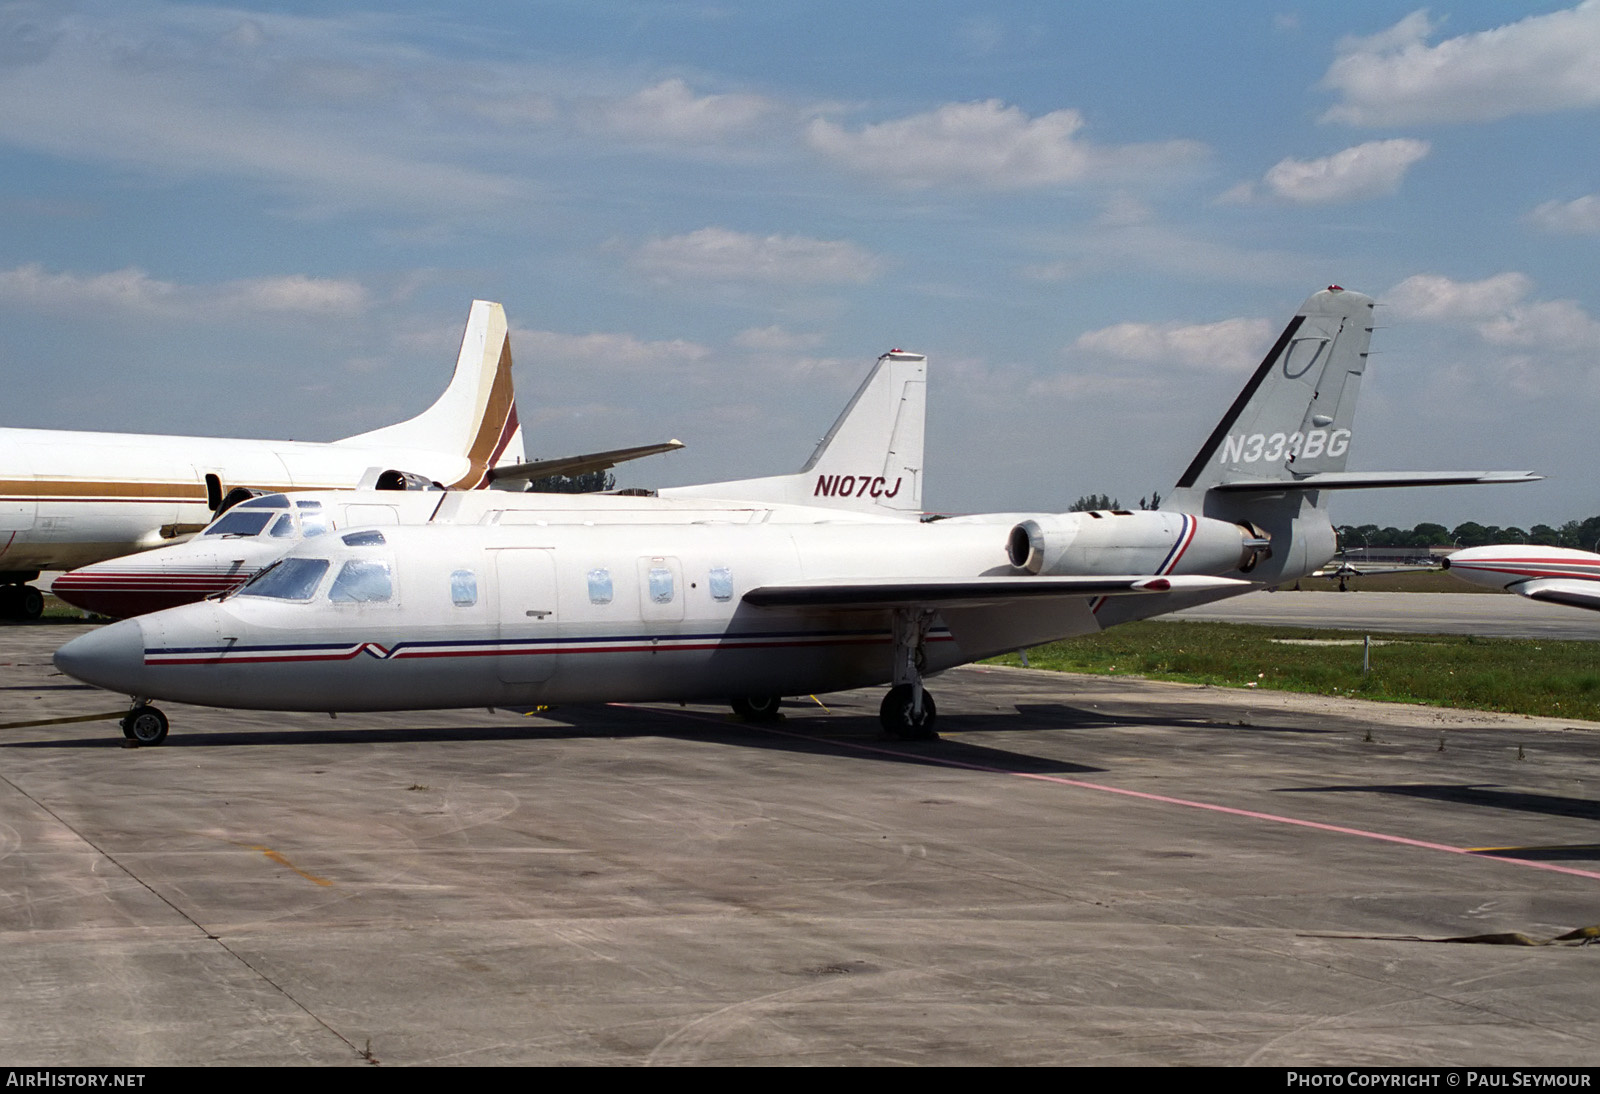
[
  {"left": 806, "top": 99, "right": 1204, "bottom": 189},
  {"left": 1072, "top": 317, "right": 1274, "bottom": 371},
  {"left": 598, "top": 79, "right": 773, "bottom": 142},
  {"left": 733, "top": 325, "right": 824, "bottom": 351},
  {"left": 631, "top": 228, "right": 881, "bottom": 283},
  {"left": 222, "top": 275, "right": 369, "bottom": 316},
  {"left": 0, "top": 264, "right": 369, "bottom": 319},
  {"left": 1249, "top": 139, "right": 1430, "bottom": 204},
  {"left": 1528, "top": 194, "right": 1600, "bottom": 234},
  {"left": 1385, "top": 272, "right": 1533, "bottom": 321},
  {"left": 1387, "top": 272, "right": 1600, "bottom": 354},
  {"left": 0, "top": 8, "right": 525, "bottom": 213},
  {"left": 516, "top": 329, "right": 711, "bottom": 373},
  {"left": 1322, "top": 3, "right": 1600, "bottom": 125},
  {"left": 1478, "top": 299, "right": 1600, "bottom": 352},
  {"left": 0, "top": 264, "right": 181, "bottom": 315}
]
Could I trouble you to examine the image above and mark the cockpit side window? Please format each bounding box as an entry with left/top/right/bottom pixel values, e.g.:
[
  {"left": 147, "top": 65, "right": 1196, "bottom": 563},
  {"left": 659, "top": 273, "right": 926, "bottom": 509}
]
[
  {"left": 239, "top": 558, "right": 329, "bottom": 600},
  {"left": 268, "top": 513, "right": 296, "bottom": 538},
  {"left": 329, "top": 559, "right": 393, "bottom": 603},
  {"left": 204, "top": 511, "right": 274, "bottom": 538}
]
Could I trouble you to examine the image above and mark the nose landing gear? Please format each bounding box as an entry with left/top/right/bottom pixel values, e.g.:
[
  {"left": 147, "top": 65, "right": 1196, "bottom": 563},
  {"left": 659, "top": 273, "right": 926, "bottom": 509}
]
[{"left": 120, "top": 703, "right": 169, "bottom": 746}]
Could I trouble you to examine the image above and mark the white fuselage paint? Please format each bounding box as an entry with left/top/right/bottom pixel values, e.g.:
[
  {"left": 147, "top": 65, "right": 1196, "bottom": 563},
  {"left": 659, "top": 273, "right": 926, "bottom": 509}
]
[{"left": 57, "top": 514, "right": 1321, "bottom": 713}]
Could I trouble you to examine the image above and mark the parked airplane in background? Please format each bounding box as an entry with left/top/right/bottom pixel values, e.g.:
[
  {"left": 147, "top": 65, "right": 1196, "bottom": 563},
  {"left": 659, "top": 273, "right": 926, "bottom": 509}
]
[
  {"left": 50, "top": 350, "right": 928, "bottom": 619},
  {"left": 0, "top": 301, "right": 677, "bottom": 620},
  {"left": 1443, "top": 546, "right": 1600, "bottom": 611},
  {"left": 54, "top": 287, "right": 1539, "bottom": 745}
]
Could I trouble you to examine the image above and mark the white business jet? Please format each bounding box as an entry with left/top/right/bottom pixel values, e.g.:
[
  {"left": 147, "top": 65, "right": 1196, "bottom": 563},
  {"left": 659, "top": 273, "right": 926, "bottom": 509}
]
[
  {"left": 0, "top": 301, "right": 678, "bottom": 619},
  {"left": 54, "top": 288, "right": 1539, "bottom": 744}
]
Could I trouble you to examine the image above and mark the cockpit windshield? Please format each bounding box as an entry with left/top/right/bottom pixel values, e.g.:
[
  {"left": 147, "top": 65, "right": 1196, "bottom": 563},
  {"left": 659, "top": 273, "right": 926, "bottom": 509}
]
[
  {"left": 203, "top": 510, "right": 275, "bottom": 538},
  {"left": 238, "top": 558, "right": 330, "bottom": 601}
]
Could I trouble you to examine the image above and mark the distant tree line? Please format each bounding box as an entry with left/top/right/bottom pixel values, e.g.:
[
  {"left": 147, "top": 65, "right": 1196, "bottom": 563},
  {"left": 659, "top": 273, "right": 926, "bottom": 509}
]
[
  {"left": 1337, "top": 516, "right": 1600, "bottom": 551},
  {"left": 1069, "top": 491, "right": 1163, "bottom": 512}
]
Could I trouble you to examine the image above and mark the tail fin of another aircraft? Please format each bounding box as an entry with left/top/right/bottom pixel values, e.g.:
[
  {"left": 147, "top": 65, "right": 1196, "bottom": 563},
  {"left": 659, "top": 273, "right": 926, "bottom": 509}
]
[
  {"left": 660, "top": 350, "right": 926, "bottom": 515},
  {"left": 336, "top": 300, "right": 524, "bottom": 489}
]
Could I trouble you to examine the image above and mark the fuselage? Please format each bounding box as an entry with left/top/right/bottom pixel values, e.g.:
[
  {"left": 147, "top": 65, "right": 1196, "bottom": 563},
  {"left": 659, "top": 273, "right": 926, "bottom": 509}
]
[
  {"left": 1443, "top": 545, "right": 1600, "bottom": 613},
  {"left": 53, "top": 508, "right": 1323, "bottom": 714}
]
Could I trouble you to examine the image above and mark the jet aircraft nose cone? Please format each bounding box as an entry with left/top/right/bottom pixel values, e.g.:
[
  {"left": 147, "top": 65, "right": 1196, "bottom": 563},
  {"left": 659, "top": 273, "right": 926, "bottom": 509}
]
[{"left": 54, "top": 620, "right": 147, "bottom": 694}]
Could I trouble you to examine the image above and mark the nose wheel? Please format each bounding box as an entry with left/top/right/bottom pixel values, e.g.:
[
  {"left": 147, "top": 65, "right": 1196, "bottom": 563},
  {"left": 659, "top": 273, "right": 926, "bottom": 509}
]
[{"left": 120, "top": 704, "right": 169, "bottom": 746}]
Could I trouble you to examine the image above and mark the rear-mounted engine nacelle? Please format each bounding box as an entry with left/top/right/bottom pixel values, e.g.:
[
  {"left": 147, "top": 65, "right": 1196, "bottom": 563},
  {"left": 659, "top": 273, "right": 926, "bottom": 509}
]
[{"left": 1008, "top": 511, "right": 1271, "bottom": 577}]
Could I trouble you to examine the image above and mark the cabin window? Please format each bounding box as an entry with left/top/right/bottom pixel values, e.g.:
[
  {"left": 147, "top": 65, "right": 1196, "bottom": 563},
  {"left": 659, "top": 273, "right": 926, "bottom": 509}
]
[
  {"left": 342, "top": 530, "right": 387, "bottom": 547},
  {"left": 451, "top": 569, "right": 477, "bottom": 607},
  {"left": 240, "top": 558, "right": 329, "bottom": 601},
  {"left": 328, "top": 559, "right": 393, "bottom": 603},
  {"left": 648, "top": 567, "right": 674, "bottom": 604},
  {"left": 587, "top": 569, "right": 613, "bottom": 605},
  {"left": 204, "top": 510, "right": 274, "bottom": 538},
  {"left": 709, "top": 567, "right": 733, "bottom": 602}
]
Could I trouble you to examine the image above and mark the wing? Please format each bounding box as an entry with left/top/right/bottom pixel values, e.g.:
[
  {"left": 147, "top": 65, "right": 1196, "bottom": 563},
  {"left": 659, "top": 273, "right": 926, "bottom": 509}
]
[
  {"left": 743, "top": 574, "right": 1249, "bottom": 611},
  {"left": 486, "top": 440, "right": 684, "bottom": 486},
  {"left": 1514, "top": 579, "right": 1600, "bottom": 613}
]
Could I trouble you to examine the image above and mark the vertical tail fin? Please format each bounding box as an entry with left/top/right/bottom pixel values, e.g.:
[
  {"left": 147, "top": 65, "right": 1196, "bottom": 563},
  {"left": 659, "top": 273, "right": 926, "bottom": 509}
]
[
  {"left": 1168, "top": 286, "right": 1374, "bottom": 508},
  {"left": 336, "top": 300, "right": 524, "bottom": 488},
  {"left": 661, "top": 350, "right": 926, "bottom": 515}
]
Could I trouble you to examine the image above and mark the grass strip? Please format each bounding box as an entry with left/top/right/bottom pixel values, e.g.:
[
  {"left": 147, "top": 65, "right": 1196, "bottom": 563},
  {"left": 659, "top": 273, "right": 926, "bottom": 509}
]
[{"left": 986, "top": 620, "right": 1600, "bottom": 722}]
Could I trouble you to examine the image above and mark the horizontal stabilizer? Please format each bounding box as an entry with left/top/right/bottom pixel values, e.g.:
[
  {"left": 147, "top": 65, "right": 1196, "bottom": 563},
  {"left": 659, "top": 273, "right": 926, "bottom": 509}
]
[
  {"left": 488, "top": 440, "right": 685, "bottom": 486},
  {"left": 1515, "top": 579, "right": 1600, "bottom": 613},
  {"left": 1211, "top": 470, "right": 1542, "bottom": 492},
  {"left": 743, "top": 574, "right": 1249, "bottom": 611}
]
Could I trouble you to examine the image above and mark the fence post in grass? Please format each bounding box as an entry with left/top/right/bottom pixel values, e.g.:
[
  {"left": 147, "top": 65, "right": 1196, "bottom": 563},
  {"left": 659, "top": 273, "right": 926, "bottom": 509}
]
[{"left": 1362, "top": 634, "right": 1370, "bottom": 678}]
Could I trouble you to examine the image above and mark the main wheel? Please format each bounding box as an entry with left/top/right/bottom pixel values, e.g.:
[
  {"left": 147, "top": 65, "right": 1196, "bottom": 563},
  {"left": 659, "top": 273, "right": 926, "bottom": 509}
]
[
  {"left": 15, "top": 586, "right": 42, "bottom": 621},
  {"left": 879, "top": 684, "right": 937, "bottom": 740},
  {"left": 121, "top": 705, "right": 169, "bottom": 746},
  {"left": 731, "top": 694, "right": 783, "bottom": 721}
]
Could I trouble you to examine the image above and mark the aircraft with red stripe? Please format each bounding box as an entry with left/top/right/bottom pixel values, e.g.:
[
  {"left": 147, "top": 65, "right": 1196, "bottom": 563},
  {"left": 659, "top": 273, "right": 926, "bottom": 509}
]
[{"left": 1444, "top": 546, "right": 1600, "bottom": 612}]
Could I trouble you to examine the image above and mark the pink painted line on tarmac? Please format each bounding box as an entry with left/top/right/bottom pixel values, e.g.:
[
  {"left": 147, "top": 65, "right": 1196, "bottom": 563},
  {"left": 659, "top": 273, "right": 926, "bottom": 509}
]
[{"left": 650, "top": 706, "right": 1600, "bottom": 884}]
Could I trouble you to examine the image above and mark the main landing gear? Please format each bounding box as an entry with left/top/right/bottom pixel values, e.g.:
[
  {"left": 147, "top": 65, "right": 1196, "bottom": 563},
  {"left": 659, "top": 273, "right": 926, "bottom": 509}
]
[
  {"left": 0, "top": 581, "right": 44, "bottom": 622},
  {"left": 730, "top": 694, "right": 783, "bottom": 721},
  {"left": 880, "top": 607, "right": 938, "bottom": 740},
  {"left": 120, "top": 703, "right": 169, "bottom": 746}
]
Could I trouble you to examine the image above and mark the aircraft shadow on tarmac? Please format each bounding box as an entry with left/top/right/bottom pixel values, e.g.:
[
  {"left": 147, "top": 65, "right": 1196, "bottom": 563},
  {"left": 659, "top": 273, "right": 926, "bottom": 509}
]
[
  {"left": 1010, "top": 701, "right": 1344, "bottom": 736},
  {"left": 1279, "top": 783, "right": 1600, "bottom": 860},
  {"left": 7, "top": 702, "right": 1109, "bottom": 774}
]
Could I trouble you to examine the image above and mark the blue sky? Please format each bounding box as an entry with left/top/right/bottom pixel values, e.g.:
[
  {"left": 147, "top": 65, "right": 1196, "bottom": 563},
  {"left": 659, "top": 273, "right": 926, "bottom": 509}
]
[{"left": 2, "top": 1, "right": 1597, "bottom": 531}]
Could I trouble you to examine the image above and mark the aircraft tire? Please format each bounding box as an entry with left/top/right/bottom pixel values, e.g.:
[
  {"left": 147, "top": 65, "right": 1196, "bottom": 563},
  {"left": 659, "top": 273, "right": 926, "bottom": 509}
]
[
  {"left": 121, "top": 705, "right": 169, "bottom": 746},
  {"left": 879, "top": 684, "right": 937, "bottom": 740},
  {"left": 15, "top": 585, "right": 42, "bottom": 621},
  {"left": 731, "top": 694, "right": 783, "bottom": 721}
]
